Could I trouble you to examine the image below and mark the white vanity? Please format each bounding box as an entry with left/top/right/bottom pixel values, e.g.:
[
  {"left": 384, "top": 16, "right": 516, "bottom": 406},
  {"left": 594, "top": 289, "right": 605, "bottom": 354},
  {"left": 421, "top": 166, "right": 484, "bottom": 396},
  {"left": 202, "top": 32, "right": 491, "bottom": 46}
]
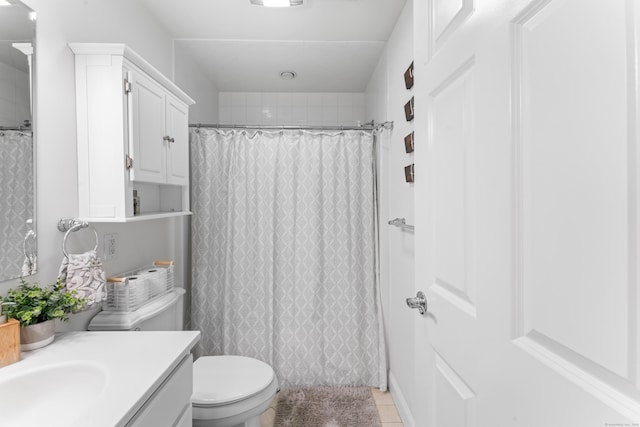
[{"left": 0, "top": 330, "right": 200, "bottom": 427}]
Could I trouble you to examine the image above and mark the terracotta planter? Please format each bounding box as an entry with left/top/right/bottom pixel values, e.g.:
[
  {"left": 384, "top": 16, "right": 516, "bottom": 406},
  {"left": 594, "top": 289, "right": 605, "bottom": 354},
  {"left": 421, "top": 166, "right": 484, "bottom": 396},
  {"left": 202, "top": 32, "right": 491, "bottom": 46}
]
[{"left": 20, "top": 319, "right": 55, "bottom": 351}]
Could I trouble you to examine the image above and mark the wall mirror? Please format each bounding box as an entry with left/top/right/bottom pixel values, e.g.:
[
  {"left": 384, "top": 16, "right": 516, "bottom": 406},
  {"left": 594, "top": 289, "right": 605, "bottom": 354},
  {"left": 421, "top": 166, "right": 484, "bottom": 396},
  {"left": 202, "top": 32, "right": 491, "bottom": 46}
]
[{"left": 0, "top": 0, "right": 36, "bottom": 281}]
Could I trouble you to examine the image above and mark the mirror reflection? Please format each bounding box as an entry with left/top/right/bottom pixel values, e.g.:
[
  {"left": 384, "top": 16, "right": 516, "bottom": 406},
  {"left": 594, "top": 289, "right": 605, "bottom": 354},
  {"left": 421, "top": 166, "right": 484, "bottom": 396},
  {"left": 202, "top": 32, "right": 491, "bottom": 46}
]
[{"left": 0, "top": 0, "right": 36, "bottom": 280}]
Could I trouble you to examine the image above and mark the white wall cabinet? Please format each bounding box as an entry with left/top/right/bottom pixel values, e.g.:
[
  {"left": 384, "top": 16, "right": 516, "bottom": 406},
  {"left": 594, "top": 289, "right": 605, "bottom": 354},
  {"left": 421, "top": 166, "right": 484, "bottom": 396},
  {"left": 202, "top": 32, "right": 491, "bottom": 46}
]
[{"left": 69, "top": 43, "right": 195, "bottom": 222}]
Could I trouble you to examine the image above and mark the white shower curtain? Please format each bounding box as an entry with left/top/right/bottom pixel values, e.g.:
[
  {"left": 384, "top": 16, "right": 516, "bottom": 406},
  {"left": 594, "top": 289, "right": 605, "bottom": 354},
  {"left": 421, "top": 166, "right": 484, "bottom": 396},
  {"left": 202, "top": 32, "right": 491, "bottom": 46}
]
[{"left": 190, "top": 127, "right": 387, "bottom": 389}]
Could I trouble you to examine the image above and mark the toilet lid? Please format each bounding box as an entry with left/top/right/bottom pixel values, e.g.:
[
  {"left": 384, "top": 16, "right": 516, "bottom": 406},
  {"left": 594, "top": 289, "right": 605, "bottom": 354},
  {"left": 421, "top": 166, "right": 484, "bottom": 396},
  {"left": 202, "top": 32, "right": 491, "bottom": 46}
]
[{"left": 192, "top": 355, "right": 275, "bottom": 406}]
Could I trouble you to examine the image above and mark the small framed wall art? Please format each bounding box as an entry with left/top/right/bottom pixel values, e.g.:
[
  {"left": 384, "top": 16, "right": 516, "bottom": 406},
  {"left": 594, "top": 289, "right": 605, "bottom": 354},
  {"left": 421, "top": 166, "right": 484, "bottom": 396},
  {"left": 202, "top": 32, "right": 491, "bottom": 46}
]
[
  {"left": 404, "top": 97, "right": 414, "bottom": 122},
  {"left": 404, "top": 132, "right": 414, "bottom": 153},
  {"left": 404, "top": 164, "right": 414, "bottom": 183},
  {"left": 404, "top": 61, "right": 414, "bottom": 90}
]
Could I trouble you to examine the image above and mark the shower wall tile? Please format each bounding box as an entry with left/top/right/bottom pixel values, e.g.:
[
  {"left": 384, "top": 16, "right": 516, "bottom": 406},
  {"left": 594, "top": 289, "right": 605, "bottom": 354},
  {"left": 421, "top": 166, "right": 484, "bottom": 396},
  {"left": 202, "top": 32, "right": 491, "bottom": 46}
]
[
  {"left": 293, "top": 105, "right": 309, "bottom": 124},
  {"left": 246, "top": 92, "right": 262, "bottom": 106},
  {"left": 219, "top": 92, "right": 232, "bottom": 107},
  {"left": 322, "top": 93, "right": 338, "bottom": 107},
  {"left": 338, "top": 106, "right": 354, "bottom": 124},
  {"left": 218, "top": 92, "right": 366, "bottom": 126},
  {"left": 277, "top": 105, "right": 293, "bottom": 124},
  {"left": 231, "top": 92, "right": 247, "bottom": 106},
  {"left": 322, "top": 106, "right": 338, "bottom": 124},
  {"left": 262, "top": 93, "right": 278, "bottom": 112},
  {"left": 219, "top": 107, "right": 232, "bottom": 124},
  {"left": 306, "top": 105, "right": 320, "bottom": 121},
  {"left": 291, "top": 93, "right": 308, "bottom": 109},
  {"left": 278, "top": 93, "right": 292, "bottom": 106},
  {"left": 338, "top": 93, "right": 354, "bottom": 107},
  {"left": 307, "top": 93, "right": 323, "bottom": 107},
  {"left": 231, "top": 105, "right": 247, "bottom": 124},
  {"left": 246, "top": 106, "right": 262, "bottom": 124}
]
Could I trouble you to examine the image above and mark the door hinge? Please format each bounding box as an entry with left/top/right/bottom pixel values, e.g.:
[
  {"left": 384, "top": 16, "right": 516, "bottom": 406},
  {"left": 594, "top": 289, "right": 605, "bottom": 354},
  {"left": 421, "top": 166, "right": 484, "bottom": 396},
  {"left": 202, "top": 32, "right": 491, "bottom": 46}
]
[
  {"left": 125, "top": 154, "right": 134, "bottom": 170},
  {"left": 124, "top": 78, "right": 132, "bottom": 94}
]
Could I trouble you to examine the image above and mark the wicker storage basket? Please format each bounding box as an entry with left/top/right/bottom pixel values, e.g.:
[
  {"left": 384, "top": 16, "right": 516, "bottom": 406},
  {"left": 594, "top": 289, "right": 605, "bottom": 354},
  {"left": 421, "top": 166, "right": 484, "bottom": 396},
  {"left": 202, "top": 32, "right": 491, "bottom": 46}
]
[{"left": 104, "top": 261, "right": 175, "bottom": 312}]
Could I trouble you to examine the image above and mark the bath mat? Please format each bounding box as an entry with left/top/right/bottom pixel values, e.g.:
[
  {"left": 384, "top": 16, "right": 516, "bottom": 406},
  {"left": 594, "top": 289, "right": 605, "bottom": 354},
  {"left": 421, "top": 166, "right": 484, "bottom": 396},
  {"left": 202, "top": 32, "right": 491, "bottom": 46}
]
[{"left": 273, "top": 386, "right": 382, "bottom": 427}]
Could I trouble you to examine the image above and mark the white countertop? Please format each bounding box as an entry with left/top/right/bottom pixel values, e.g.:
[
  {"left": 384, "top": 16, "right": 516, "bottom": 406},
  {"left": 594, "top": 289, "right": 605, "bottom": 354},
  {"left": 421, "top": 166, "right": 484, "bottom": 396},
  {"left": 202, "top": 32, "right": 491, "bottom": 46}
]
[{"left": 0, "top": 330, "right": 200, "bottom": 427}]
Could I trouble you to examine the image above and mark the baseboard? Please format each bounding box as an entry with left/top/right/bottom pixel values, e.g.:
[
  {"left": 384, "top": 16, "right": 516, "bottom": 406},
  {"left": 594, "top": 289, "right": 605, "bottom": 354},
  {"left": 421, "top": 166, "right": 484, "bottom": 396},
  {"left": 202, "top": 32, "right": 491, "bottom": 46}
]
[{"left": 388, "top": 371, "right": 415, "bottom": 427}]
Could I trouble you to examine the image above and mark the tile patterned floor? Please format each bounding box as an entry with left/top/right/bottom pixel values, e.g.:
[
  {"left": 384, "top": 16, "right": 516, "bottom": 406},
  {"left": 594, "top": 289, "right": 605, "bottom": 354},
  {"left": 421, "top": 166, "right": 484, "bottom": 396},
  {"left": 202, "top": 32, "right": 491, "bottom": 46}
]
[{"left": 260, "top": 387, "right": 404, "bottom": 427}]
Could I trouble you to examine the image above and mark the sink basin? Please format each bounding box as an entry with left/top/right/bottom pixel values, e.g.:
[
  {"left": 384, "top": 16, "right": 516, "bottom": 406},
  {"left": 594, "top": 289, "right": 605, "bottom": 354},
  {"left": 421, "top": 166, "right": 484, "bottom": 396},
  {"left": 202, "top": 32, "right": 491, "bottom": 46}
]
[{"left": 0, "top": 361, "right": 109, "bottom": 426}]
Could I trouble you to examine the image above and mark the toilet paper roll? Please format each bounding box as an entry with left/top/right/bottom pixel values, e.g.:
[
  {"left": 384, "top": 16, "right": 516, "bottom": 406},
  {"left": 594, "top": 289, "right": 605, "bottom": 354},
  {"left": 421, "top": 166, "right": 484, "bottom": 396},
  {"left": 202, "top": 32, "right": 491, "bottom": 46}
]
[
  {"left": 124, "top": 274, "right": 151, "bottom": 306},
  {"left": 136, "top": 268, "right": 168, "bottom": 297}
]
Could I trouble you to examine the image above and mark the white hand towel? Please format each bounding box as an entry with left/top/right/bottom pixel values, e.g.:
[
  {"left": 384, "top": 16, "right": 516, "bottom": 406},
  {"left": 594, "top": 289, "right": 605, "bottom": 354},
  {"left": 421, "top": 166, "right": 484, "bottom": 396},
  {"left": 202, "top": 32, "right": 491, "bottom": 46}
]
[{"left": 21, "top": 254, "right": 36, "bottom": 276}]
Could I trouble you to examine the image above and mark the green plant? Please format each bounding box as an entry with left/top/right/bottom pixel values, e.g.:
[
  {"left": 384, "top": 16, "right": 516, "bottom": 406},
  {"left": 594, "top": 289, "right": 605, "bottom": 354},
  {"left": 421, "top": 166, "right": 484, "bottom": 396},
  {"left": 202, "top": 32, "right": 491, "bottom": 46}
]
[{"left": 2, "top": 278, "right": 87, "bottom": 327}]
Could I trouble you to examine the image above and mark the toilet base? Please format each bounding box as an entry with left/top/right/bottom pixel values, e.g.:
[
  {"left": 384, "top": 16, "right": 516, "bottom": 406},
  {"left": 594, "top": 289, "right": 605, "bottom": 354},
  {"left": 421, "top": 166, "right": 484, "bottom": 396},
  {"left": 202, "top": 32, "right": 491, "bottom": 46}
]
[
  {"left": 243, "top": 416, "right": 260, "bottom": 427},
  {"left": 234, "top": 415, "right": 260, "bottom": 427},
  {"left": 192, "top": 376, "right": 278, "bottom": 427},
  {"left": 193, "top": 415, "right": 260, "bottom": 427},
  {"left": 193, "top": 414, "right": 260, "bottom": 427}
]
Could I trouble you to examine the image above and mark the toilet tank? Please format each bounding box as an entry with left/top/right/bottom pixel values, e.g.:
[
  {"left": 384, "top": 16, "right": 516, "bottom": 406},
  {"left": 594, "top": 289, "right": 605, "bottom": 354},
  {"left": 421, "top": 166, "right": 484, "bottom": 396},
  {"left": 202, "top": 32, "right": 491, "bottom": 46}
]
[{"left": 88, "top": 288, "right": 185, "bottom": 331}]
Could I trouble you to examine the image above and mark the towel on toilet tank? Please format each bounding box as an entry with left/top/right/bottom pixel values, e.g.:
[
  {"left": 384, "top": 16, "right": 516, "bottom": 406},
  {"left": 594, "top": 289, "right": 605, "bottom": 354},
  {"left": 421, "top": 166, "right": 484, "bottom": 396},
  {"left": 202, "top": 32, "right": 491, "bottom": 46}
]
[{"left": 58, "top": 249, "right": 106, "bottom": 308}]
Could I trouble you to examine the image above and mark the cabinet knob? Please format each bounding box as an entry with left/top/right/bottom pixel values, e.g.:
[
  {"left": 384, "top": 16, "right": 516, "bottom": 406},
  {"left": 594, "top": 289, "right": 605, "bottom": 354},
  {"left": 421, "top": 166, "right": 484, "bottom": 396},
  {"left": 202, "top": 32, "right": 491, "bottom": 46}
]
[{"left": 163, "top": 136, "right": 175, "bottom": 144}]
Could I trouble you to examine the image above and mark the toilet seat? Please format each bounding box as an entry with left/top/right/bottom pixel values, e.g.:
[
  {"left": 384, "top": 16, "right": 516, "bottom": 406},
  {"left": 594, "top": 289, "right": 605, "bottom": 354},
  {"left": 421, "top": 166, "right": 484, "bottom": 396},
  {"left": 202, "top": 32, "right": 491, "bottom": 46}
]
[
  {"left": 192, "top": 355, "right": 275, "bottom": 406},
  {"left": 192, "top": 355, "right": 279, "bottom": 427}
]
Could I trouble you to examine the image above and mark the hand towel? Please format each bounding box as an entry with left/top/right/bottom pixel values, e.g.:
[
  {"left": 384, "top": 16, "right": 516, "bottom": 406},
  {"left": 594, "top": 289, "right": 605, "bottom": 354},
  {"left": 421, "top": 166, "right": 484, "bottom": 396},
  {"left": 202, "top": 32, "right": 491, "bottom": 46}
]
[
  {"left": 58, "top": 249, "right": 106, "bottom": 308},
  {"left": 21, "top": 254, "right": 36, "bottom": 276}
]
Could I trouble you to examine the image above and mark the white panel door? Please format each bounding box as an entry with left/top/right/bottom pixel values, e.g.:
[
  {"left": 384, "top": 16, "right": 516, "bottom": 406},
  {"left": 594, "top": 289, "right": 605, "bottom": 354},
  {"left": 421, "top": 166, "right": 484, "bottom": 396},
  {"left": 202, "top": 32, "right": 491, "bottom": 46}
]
[
  {"left": 413, "top": 0, "right": 640, "bottom": 425},
  {"left": 165, "top": 94, "right": 189, "bottom": 186},
  {"left": 130, "top": 70, "right": 165, "bottom": 184}
]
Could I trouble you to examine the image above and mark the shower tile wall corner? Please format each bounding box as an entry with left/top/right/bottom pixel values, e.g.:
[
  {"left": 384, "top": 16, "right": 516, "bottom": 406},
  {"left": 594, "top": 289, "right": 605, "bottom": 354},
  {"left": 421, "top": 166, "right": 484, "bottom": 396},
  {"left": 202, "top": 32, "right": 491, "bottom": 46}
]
[{"left": 219, "top": 92, "right": 366, "bottom": 127}]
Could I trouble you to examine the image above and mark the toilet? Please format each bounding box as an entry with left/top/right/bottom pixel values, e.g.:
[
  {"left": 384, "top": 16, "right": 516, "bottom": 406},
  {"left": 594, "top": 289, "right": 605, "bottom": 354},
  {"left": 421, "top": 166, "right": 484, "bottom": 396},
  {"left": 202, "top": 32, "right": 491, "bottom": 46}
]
[{"left": 88, "top": 288, "right": 278, "bottom": 427}]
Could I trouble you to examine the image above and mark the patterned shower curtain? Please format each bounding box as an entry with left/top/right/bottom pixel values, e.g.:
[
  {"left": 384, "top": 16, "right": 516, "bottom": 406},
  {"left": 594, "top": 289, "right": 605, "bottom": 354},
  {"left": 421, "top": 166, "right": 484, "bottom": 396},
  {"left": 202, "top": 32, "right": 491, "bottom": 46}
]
[
  {"left": 190, "top": 127, "right": 387, "bottom": 389},
  {"left": 0, "top": 131, "right": 34, "bottom": 279}
]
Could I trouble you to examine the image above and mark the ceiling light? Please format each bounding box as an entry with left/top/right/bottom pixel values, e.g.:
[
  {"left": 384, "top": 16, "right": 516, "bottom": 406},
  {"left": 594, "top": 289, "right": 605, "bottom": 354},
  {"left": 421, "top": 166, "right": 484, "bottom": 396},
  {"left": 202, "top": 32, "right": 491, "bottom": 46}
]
[
  {"left": 280, "top": 71, "right": 297, "bottom": 80},
  {"left": 250, "top": 0, "right": 303, "bottom": 7},
  {"left": 0, "top": 0, "right": 13, "bottom": 6}
]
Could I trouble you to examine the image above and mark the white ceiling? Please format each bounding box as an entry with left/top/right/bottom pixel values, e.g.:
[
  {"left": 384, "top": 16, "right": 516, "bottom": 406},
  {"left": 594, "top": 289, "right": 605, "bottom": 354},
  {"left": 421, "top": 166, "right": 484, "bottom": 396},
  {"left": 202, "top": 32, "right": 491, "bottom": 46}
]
[{"left": 139, "top": 0, "right": 407, "bottom": 92}]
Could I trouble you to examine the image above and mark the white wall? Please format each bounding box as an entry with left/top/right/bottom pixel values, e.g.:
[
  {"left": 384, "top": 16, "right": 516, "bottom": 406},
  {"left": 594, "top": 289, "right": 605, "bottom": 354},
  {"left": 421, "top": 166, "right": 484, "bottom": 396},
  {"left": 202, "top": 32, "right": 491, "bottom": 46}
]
[
  {"left": 1, "top": 0, "right": 207, "bottom": 329},
  {"left": 219, "top": 92, "right": 365, "bottom": 126},
  {"left": 174, "top": 44, "right": 218, "bottom": 125},
  {"left": 366, "top": 1, "right": 415, "bottom": 425}
]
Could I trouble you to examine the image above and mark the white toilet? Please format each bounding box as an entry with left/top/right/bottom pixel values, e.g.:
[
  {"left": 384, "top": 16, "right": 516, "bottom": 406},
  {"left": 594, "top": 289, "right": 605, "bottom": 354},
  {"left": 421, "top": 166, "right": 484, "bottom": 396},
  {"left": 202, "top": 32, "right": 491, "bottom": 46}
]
[{"left": 88, "top": 289, "right": 278, "bottom": 427}]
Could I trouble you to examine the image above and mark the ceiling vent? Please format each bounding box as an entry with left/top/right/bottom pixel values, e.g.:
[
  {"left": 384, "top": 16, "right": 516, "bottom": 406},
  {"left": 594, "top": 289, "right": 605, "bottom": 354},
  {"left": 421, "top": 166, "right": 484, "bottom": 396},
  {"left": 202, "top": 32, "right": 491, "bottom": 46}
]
[{"left": 279, "top": 71, "right": 297, "bottom": 80}]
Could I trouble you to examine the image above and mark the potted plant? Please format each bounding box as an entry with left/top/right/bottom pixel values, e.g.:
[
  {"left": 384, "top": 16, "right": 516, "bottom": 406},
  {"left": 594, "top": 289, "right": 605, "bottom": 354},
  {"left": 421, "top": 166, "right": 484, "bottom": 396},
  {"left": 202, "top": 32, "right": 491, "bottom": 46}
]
[{"left": 2, "top": 278, "right": 87, "bottom": 350}]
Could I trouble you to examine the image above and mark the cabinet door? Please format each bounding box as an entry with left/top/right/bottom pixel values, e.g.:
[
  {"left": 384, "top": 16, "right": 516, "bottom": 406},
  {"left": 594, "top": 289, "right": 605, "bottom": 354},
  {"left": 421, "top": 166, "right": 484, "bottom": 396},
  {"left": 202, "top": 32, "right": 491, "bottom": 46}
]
[
  {"left": 130, "top": 70, "right": 165, "bottom": 184},
  {"left": 165, "top": 94, "right": 189, "bottom": 186},
  {"left": 126, "top": 354, "right": 193, "bottom": 427}
]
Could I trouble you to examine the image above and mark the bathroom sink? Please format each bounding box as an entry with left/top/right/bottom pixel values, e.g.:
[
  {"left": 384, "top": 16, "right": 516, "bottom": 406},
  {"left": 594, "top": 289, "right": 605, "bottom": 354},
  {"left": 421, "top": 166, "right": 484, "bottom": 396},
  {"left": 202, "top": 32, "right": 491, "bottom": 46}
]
[{"left": 0, "top": 361, "right": 109, "bottom": 426}]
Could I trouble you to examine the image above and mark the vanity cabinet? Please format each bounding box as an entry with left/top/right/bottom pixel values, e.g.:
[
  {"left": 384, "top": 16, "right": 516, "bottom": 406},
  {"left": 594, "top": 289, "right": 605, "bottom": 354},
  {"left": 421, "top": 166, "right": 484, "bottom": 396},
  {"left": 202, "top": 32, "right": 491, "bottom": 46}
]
[
  {"left": 127, "top": 354, "right": 193, "bottom": 427},
  {"left": 69, "top": 43, "right": 195, "bottom": 222}
]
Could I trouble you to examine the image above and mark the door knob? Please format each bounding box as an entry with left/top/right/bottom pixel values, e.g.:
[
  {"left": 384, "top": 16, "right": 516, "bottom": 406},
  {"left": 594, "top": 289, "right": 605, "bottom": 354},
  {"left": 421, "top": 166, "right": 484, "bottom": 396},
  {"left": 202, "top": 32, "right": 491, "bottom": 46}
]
[{"left": 406, "top": 291, "right": 427, "bottom": 314}]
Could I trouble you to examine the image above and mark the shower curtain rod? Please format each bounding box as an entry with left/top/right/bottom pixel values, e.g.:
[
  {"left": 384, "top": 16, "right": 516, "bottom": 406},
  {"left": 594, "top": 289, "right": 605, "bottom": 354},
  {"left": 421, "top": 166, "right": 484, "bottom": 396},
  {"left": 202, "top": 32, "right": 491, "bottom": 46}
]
[
  {"left": 0, "top": 126, "right": 32, "bottom": 132},
  {"left": 189, "top": 121, "right": 394, "bottom": 132}
]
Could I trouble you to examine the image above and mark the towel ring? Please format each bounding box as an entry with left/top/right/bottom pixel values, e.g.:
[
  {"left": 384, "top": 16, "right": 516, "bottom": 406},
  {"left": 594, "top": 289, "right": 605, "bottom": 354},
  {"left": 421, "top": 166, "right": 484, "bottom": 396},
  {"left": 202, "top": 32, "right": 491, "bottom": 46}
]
[
  {"left": 62, "top": 223, "right": 99, "bottom": 258},
  {"left": 23, "top": 229, "right": 36, "bottom": 259}
]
